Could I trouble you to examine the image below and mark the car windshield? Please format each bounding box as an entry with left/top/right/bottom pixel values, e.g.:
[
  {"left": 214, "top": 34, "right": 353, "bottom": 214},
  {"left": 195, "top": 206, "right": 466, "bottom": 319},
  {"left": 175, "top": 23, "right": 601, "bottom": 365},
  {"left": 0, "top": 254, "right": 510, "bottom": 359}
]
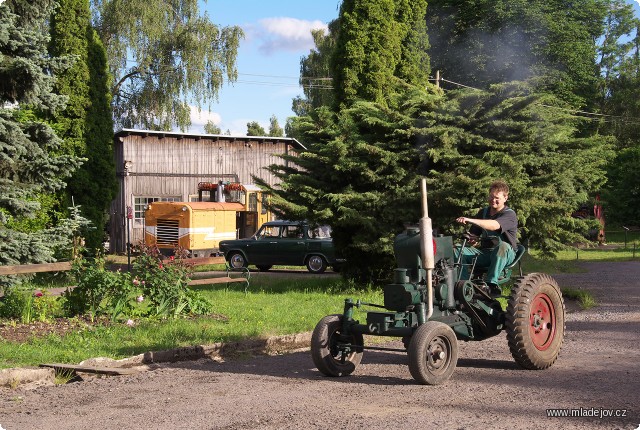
[{"left": 310, "top": 225, "right": 332, "bottom": 239}]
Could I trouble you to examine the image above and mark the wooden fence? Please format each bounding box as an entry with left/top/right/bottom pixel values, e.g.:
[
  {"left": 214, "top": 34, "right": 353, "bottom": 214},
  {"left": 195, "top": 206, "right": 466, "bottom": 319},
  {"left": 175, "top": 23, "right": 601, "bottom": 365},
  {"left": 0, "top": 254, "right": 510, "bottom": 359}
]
[{"left": 0, "top": 256, "right": 249, "bottom": 291}]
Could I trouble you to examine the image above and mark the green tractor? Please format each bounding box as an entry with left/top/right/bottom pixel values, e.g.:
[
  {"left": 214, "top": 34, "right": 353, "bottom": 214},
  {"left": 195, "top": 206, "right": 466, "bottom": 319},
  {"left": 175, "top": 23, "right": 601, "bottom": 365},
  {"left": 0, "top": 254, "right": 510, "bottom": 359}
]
[{"left": 311, "top": 180, "right": 565, "bottom": 385}]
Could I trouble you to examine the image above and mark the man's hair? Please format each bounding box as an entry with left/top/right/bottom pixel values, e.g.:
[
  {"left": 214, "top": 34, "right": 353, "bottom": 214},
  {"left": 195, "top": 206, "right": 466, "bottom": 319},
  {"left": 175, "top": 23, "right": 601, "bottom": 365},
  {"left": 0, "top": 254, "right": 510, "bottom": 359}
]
[{"left": 489, "top": 180, "right": 509, "bottom": 196}]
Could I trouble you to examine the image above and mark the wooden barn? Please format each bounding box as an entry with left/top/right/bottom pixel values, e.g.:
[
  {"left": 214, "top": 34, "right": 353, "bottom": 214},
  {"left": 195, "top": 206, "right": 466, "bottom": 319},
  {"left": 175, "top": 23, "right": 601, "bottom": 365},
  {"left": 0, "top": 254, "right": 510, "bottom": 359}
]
[{"left": 108, "top": 129, "right": 305, "bottom": 253}]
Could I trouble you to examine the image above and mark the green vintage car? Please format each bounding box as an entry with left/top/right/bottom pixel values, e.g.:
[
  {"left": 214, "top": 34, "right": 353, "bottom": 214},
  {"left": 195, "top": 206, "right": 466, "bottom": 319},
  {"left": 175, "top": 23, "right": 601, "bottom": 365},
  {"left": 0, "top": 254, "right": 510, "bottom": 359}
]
[{"left": 219, "top": 220, "right": 344, "bottom": 273}]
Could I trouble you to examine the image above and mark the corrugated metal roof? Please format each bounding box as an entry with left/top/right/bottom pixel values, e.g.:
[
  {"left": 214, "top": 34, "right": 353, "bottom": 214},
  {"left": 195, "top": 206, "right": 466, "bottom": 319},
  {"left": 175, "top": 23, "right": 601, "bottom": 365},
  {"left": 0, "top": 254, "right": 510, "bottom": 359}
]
[{"left": 114, "top": 128, "right": 306, "bottom": 150}]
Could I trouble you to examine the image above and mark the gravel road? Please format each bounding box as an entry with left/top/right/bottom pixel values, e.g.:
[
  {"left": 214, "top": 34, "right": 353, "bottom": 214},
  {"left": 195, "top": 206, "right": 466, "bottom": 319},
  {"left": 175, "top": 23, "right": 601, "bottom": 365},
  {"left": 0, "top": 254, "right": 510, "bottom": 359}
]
[{"left": 1, "top": 261, "right": 639, "bottom": 430}]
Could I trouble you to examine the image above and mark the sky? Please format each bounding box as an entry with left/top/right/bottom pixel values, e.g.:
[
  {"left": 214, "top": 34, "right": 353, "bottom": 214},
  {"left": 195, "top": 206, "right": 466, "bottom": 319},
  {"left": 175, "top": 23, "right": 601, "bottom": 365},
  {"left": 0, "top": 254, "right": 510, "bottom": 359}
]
[
  {"left": 186, "top": 0, "right": 640, "bottom": 137},
  {"left": 185, "top": 0, "right": 342, "bottom": 136}
]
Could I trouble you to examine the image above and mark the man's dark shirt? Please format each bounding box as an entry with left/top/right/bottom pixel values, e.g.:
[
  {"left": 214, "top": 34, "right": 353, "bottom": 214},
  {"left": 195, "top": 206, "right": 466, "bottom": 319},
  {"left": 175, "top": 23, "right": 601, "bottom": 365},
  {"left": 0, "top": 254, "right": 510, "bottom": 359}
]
[{"left": 469, "top": 206, "right": 518, "bottom": 251}]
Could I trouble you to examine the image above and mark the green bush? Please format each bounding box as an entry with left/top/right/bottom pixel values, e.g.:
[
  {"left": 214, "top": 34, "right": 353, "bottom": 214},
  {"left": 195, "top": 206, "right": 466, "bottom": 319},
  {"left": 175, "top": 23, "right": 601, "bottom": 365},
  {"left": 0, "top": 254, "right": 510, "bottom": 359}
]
[
  {"left": 132, "top": 245, "right": 211, "bottom": 318},
  {"left": 65, "top": 257, "right": 135, "bottom": 322},
  {"left": 0, "top": 287, "right": 64, "bottom": 323},
  {"left": 63, "top": 245, "right": 213, "bottom": 322}
]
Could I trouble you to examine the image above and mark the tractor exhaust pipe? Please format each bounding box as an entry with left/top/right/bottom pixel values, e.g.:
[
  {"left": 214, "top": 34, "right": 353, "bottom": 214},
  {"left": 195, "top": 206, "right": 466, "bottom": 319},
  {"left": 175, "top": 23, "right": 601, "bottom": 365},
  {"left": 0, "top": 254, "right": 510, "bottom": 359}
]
[{"left": 419, "top": 178, "right": 434, "bottom": 321}]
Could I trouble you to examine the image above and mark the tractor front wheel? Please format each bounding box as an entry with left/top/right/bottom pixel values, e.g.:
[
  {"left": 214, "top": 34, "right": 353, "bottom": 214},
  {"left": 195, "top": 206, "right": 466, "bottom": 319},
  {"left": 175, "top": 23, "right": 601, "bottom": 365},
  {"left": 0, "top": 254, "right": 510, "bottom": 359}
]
[
  {"left": 408, "top": 321, "right": 458, "bottom": 385},
  {"left": 311, "top": 315, "right": 363, "bottom": 377},
  {"left": 506, "top": 273, "right": 565, "bottom": 370}
]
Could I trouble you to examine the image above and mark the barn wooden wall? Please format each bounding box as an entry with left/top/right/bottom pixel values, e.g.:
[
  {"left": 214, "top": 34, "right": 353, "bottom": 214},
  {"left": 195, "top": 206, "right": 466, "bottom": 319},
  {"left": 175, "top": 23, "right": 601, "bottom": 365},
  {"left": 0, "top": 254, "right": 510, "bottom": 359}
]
[{"left": 109, "top": 132, "right": 302, "bottom": 253}]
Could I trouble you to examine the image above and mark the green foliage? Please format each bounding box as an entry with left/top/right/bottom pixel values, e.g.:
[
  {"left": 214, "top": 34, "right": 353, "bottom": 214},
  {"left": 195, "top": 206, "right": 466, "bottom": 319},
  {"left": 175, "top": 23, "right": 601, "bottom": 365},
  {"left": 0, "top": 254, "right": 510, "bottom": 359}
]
[
  {"left": 417, "top": 83, "right": 614, "bottom": 254},
  {"left": 259, "top": 88, "right": 439, "bottom": 281},
  {"left": 91, "top": 0, "right": 243, "bottom": 130},
  {"left": 603, "top": 146, "right": 640, "bottom": 226},
  {"left": 0, "top": 0, "right": 83, "bottom": 279},
  {"left": 426, "top": 0, "right": 607, "bottom": 108},
  {"left": 293, "top": 26, "right": 338, "bottom": 116},
  {"left": 131, "top": 245, "right": 213, "bottom": 318},
  {"left": 65, "top": 257, "right": 133, "bottom": 321},
  {"left": 48, "top": 0, "right": 117, "bottom": 251},
  {"left": 562, "top": 287, "right": 597, "bottom": 310},
  {"left": 0, "top": 287, "right": 64, "bottom": 323},
  {"left": 268, "top": 115, "right": 284, "bottom": 137},
  {"left": 65, "top": 246, "right": 213, "bottom": 321},
  {"left": 204, "top": 120, "right": 221, "bottom": 135},
  {"left": 331, "top": 0, "right": 429, "bottom": 109},
  {"left": 270, "top": 82, "right": 613, "bottom": 280},
  {"left": 246, "top": 121, "right": 267, "bottom": 136}
]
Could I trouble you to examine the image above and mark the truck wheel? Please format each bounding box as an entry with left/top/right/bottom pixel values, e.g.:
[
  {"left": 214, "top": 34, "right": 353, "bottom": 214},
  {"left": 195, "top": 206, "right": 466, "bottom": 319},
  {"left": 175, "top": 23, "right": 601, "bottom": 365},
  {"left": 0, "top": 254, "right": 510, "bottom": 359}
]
[
  {"left": 408, "top": 321, "right": 458, "bottom": 385},
  {"left": 311, "top": 315, "right": 363, "bottom": 377},
  {"left": 256, "top": 265, "right": 272, "bottom": 272},
  {"left": 228, "top": 252, "right": 248, "bottom": 269},
  {"left": 306, "top": 255, "right": 327, "bottom": 273},
  {"left": 506, "top": 273, "right": 565, "bottom": 370}
]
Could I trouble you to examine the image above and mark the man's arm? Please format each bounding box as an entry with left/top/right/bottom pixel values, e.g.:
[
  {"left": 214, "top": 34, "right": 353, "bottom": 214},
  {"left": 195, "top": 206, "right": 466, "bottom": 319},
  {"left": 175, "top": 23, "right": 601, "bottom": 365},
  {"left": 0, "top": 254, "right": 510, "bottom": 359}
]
[{"left": 456, "top": 217, "right": 501, "bottom": 231}]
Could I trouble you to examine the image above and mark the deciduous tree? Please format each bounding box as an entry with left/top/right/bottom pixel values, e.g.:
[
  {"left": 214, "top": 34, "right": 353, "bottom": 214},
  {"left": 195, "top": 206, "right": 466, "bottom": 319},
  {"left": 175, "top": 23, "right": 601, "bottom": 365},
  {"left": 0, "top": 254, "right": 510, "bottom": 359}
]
[
  {"left": 246, "top": 121, "right": 266, "bottom": 137},
  {"left": 91, "top": 0, "right": 243, "bottom": 131}
]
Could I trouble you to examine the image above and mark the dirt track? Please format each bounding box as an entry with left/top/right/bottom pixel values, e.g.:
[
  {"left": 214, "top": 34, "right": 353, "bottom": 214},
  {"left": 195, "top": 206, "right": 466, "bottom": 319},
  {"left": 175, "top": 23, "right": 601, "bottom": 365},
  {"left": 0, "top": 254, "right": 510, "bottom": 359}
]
[{"left": 1, "top": 261, "right": 639, "bottom": 430}]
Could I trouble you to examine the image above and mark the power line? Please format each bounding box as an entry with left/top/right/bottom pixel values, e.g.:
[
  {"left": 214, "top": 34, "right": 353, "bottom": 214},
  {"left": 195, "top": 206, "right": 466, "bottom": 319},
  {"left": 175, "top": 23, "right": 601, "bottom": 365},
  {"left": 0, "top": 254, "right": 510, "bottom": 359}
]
[{"left": 432, "top": 76, "right": 640, "bottom": 124}]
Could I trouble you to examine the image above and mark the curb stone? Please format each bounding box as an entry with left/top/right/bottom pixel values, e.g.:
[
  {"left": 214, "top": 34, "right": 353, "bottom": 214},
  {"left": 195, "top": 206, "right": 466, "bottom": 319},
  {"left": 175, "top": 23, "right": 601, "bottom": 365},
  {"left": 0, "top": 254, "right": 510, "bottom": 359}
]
[{"left": 2, "top": 332, "right": 312, "bottom": 389}]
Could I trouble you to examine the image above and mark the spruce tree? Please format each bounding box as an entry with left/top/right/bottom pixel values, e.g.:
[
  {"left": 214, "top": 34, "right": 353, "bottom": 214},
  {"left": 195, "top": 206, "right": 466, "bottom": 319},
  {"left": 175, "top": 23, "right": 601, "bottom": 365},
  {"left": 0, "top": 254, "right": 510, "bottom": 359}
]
[
  {"left": 415, "top": 83, "right": 614, "bottom": 254},
  {"left": 0, "top": 0, "right": 82, "bottom": 273}
]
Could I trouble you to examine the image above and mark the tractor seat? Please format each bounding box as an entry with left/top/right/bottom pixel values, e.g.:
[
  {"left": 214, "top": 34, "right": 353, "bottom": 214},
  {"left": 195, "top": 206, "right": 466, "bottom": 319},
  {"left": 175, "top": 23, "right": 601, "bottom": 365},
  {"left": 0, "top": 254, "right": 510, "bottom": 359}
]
[{"left": 505, "top": 244, "right": 527, "bottom": 271}]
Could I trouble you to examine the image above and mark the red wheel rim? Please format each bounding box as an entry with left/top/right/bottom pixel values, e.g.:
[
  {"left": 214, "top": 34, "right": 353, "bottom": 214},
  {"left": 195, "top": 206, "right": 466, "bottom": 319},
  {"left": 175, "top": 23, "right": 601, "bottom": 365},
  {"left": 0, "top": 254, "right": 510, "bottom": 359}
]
[{"left": 529, "top": 293, "right": 556, "bottom": 351}]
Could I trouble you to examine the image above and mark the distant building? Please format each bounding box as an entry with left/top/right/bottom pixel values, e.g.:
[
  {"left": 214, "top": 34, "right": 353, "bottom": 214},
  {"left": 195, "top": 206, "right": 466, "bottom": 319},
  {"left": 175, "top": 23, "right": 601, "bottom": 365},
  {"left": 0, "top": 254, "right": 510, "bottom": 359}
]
[{"left": 108, "top": 129, "right": 305, "bottom": 253}]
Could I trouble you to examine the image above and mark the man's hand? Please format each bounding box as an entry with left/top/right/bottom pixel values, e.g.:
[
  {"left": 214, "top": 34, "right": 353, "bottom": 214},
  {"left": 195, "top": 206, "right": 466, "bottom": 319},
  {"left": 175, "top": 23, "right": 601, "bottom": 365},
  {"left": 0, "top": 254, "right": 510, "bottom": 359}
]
[
  {"left": 456, "top": 216, "right": 469, "bottom": 224},
  {"left": 462, "top": 231, "right": 479, "bottom": 245}
]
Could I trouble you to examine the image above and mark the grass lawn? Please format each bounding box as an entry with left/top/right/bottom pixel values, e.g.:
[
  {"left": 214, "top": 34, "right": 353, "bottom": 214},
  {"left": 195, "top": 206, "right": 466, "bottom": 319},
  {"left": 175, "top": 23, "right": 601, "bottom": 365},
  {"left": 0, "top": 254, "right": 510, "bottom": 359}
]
[
  {"left": 0, "top": 276, "right": 382, "bottom": 369},
  {"left": 1, "top": 245, "right": 636, "bottom": 369}
]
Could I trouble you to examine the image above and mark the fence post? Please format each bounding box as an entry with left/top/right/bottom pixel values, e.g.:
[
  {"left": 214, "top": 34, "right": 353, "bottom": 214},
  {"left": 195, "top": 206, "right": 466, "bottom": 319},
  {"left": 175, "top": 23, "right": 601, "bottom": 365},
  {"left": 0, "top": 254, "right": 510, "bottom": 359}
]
[{"left": 623, "top": 226, "right": 629, "bottom": 249}]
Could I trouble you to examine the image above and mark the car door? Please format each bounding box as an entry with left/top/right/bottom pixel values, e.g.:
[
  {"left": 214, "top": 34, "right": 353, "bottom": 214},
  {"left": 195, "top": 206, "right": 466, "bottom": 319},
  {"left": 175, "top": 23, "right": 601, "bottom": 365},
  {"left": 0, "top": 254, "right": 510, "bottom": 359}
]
[
  {"left": 278, "top": 224, "right": 307, "bottom": 265},
  {"left": 248, "top": 224, "right": 281, "bottom": 265}
]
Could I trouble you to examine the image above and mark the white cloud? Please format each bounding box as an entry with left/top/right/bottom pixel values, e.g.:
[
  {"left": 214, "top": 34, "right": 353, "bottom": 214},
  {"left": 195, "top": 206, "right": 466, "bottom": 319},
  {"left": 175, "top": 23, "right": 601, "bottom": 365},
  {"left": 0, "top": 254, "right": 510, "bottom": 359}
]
[
  {"left": 189, "top": 106, "right": 221, "bottom": 126},
  {"left": 185, "top": 106, "right": 222, "bottom": 133},
  {"left": 254, "top": 17, "right": 328, "bottom": 55}
]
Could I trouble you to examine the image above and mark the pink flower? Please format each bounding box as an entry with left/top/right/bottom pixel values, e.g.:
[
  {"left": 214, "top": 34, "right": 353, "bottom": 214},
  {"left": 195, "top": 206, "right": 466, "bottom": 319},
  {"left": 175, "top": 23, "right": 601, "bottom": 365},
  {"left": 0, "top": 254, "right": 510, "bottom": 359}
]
[
  {"left": 133, "top": 278, "right": 140, "bottom": 286},
  {"left": 158, "top": 264, "right": 164, "bottom": 269},
  {"left": 170, "top": 256, "right": 175, "bottom": 261},
  {"left": 126, "top": 319, "right": 135, "bottom": 327},
  {"left": 34, "top": 291, "right": 43, "bottom": 297},
  {"left": 136, "top": 295, "right": 144, "bottom": 303}
]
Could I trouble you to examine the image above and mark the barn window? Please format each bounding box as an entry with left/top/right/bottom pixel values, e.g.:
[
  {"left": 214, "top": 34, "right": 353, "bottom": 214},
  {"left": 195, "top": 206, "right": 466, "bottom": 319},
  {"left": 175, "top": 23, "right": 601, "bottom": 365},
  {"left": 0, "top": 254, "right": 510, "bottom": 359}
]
[{"left": 134, "top": 196, "right": 180, "bottom": 221}]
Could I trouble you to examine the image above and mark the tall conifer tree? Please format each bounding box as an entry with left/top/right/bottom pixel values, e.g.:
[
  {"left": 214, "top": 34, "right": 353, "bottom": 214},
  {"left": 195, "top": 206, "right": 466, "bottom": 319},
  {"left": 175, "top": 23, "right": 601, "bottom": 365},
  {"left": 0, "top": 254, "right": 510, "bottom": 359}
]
[
  {"left": 0, "top": 0, "right": 82, "bottom": 273},
  {"left": 49, "top": 0, "right": 117, "bottom": 250}
]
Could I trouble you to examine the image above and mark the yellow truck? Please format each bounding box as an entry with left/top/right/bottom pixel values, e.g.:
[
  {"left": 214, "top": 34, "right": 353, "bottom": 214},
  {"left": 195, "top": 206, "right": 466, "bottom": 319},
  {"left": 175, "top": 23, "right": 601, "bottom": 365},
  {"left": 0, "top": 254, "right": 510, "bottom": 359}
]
[{"left": 144, "top": 182, "right": 270, "bottom": 257}]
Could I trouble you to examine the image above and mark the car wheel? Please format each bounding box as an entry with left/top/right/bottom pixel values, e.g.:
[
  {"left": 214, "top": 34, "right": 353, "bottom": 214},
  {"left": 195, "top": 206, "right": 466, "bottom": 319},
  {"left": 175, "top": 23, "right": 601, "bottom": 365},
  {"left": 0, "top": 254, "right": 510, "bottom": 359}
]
[
  {"left": 228, "top": 252, "right": 248, "bottom": 269},
  {"left": 306, "top": 255, "right": 327, "bottom": 274}
]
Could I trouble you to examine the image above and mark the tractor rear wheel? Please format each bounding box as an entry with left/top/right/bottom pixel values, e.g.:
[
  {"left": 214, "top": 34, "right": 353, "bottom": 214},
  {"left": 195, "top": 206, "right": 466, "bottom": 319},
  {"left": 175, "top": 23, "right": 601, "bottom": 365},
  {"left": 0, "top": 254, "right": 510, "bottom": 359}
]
[
  {"left": 408, "top": 321, "right": 458, "bottom": 385},
  {"left": 311, "top": 315, "right": 363, "bottom": 377},
  {"left": 506, "top": 273, "right": 565, "bottom": 370}
]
